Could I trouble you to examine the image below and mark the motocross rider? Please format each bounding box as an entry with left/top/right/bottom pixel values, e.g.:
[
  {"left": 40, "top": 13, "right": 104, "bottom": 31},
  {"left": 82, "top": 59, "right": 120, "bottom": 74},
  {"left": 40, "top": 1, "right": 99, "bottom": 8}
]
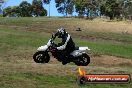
[{"left": 52, "top": 28, "right": 75, "bottom": 65}]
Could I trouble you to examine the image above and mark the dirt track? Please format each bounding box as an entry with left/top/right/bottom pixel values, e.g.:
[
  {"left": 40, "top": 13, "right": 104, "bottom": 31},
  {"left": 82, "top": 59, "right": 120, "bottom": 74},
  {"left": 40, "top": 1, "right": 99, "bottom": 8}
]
[
  {"left": 0, "top": 55, "right": 131, "bottom": 76},
  {"left": 92, "top": 55, "right": 132, "bottom": 66}
]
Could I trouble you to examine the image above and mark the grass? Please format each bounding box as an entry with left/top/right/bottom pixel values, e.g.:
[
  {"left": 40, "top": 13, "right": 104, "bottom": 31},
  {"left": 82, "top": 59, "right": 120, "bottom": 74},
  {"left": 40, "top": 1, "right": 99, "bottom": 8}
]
[
  {"left": 0, "top": 17, "right": 132, "bottom": 88},
  {"left": 76, "top": 39, "right": 132, "bottom": 59},
  {"left": 0, "top": 28, "right": 48, "bottom": 49},
  {"left": 0, "top": 72, "right": 131, "bottom": 88},
  {"left": 0, "top": 17, "right": 33, "bottom": 25},
  {"left": 0, "top": 27, "right": 132, "bottom": 59},
  {"left": 83, "top": 31, "right": 132, "bottom": 43},
  {"left": 0, "top": 17, "right": 132, "bottom": 34},
  {"left": 0, "top": 73, "right": 73, "bottom": 88}
]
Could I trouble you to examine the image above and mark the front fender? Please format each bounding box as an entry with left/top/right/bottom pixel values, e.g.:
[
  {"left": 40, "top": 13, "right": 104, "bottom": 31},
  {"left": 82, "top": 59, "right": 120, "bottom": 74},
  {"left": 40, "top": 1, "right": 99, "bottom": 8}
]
[{"left": 37, "top": 45, "right": 48, "bottom": 51}]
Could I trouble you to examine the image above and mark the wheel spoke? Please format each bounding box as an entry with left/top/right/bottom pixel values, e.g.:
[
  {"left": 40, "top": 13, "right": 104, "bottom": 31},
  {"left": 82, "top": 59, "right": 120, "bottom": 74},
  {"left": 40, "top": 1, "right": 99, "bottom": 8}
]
[{"left": 36, "top": 54, "right": 43, "bottom": 62}]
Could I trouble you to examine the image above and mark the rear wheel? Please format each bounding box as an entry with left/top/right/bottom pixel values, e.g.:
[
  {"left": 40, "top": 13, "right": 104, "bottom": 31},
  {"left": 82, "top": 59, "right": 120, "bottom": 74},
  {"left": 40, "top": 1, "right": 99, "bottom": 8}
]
[
  {"left": 33, "top": 51, "right": 50, "bottom": 63},
  {"left": 75, "top": 54, "right": 90, "bottom": 66}
]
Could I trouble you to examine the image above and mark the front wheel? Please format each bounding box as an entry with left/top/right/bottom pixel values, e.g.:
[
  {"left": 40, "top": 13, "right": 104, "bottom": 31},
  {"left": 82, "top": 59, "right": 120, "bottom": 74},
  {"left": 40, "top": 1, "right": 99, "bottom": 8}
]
[
  {"left": 33, "top": 51, "right": 50, "bottom": 63},
  {"left": 75, "top": 54, "right": 90, "bottom": 66}
]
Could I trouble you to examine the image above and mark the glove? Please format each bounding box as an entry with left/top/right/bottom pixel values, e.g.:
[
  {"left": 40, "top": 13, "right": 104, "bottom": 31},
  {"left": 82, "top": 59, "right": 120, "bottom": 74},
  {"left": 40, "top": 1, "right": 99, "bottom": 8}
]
[{"left": 52, "top": 33, "right": 56, "bottom": 40}]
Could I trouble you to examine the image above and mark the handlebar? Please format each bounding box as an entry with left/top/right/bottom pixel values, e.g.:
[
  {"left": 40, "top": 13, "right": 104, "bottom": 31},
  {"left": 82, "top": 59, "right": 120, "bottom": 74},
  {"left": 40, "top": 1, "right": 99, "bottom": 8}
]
[
  {"left": 51, "top": 33, "right": 56, "bottom": 40},
  {"left": 48, "top": 39, "right": 57, "bottom": 52},
  {"left": 48, "top": 34, "right": 57, "bottom": 50},
  {"left": 49, "top": 38, "right": 56, "bottom": 47}
]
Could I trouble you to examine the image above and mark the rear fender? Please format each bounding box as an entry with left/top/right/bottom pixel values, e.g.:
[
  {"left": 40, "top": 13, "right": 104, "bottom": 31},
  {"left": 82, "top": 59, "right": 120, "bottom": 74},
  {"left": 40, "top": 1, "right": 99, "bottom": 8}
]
[{"left": 79, "top": 47, "right": 90, "bottom": 51}]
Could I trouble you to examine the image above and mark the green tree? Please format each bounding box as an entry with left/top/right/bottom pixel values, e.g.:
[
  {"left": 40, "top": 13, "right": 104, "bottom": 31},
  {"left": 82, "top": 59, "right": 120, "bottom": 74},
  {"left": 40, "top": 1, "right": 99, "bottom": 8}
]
[
  {"left": 100, "top": 0, "right": 123, "bottom": 20},
  {"left": 55, "top": 0, "right": 74, "bottom": 16},
  {"left": 3, "top": 6, "right": 12, "bottom": 16},
  {"left": 123, "top": 0, "right": 132, "bottom": 19},
  {"left": 84, "top": 0, "right": 101, "bottom": 18},
  {"left": 3, "top": 6, "right": 20, "bottom": 17},
  {"left": 0, "top": 0, "right": 7, "bottom": 15},
  {"left": 12, "top": 6, "right": 21, "bottom": 17},
  {"left": 74, "top": 0, "right": 101, "bottom": 18},
  {"left": 74, "top": 0, "right": 85, "bottom": 17},
  {"left": 0, "top": 0, "right": 4, "bottom": 13},
  {"left": 3, "top": 0, "right": 47, "bottom": 17},
  {"left": 19, "top": 1, "right": 32, "bottom": 17},
  {"left": 32, "top": 0, "right": 47, "bottom": 16},
  {"left": 43, "top": 0, "right": 51, "bottom": 4}
]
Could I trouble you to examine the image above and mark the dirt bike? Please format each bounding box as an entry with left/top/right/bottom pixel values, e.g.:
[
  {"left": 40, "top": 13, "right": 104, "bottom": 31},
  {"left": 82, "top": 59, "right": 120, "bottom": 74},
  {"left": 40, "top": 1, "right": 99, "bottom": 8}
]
[{"left": 33, "top": 37, "right": 90, "bottom": 66}]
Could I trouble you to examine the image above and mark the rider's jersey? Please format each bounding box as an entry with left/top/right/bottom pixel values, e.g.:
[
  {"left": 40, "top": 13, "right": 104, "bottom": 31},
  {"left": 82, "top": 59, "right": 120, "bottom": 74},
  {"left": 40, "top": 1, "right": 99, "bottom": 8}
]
[{"left": 57, "top": 33, "right": 75, "bottom": 52}]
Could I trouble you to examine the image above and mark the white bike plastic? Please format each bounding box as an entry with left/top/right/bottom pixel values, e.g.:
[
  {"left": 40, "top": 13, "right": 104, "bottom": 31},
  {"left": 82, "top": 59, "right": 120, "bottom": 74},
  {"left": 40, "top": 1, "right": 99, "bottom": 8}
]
[
  {"left": 37, "top": 39, "right": 90, "bottom": 57},
  {"left": 37, "top": 45, "right": 48, "bottom": 51},
  {"left": 70, "top": 47, "right": 90, "bottom": 57}
]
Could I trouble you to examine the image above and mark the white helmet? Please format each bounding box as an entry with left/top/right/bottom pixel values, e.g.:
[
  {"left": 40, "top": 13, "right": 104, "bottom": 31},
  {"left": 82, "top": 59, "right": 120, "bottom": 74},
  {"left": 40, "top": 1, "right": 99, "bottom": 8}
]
[{"left": 57, "top": 27, "right": 66, "bottom": 38}]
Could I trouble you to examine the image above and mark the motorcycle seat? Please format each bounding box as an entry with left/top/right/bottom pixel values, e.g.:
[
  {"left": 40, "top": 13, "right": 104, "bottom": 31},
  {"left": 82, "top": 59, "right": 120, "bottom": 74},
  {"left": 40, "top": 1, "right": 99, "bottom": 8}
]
[{"left": 75, "top": 47, "right": 79, "bottom": 50}]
